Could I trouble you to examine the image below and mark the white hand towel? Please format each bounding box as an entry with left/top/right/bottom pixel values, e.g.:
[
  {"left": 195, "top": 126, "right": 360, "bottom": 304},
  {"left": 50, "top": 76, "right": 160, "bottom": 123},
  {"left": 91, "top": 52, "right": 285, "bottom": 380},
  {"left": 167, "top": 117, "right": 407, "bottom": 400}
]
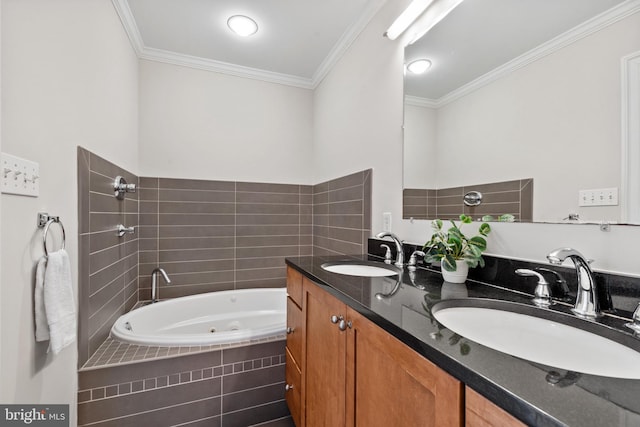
[
  {"left": 43, "top": 249, "right": 76, "bottom": 354},
  {"left": 34, "top": 256, "right": 50, "bottom": 341}
]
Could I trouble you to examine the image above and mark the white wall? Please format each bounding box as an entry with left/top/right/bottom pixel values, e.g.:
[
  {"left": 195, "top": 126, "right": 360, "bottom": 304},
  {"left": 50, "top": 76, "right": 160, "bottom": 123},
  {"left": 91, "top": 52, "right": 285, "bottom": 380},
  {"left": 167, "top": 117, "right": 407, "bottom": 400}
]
[
  {"left": 403, "top": 103, "right": 437, "bottom": 188},
  {"left": 1, "top": 0, "right": 138, "bottom": 422},
  {"left": 138, "top": 60, "right": 314, "bottom": 184},
  {"left": 313, "top": 0, "right": 408, "bottom": 233},
  {"left": 434, "top": 12, "right": 640, "bottom": 222}
]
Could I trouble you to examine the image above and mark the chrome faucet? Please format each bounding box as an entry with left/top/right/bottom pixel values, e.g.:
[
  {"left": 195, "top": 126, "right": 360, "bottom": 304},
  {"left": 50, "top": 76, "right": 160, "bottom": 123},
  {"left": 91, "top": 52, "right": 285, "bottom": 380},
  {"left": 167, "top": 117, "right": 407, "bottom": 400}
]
[
  {"left": 151, "top": 268, "right": 171, "bottom": 303},
  {"left": 375, "top": 232, "right": 404, "bottom": 267},
  {"left": 546, "top": 248, "right": 600, "bottom": 318}
]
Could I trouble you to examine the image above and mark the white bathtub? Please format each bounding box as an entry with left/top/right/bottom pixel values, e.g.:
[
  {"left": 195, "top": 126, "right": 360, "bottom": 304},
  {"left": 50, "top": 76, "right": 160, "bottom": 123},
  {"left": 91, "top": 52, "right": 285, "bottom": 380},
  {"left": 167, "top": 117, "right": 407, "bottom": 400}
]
[{"left": 110, "top": 288, "right": 286, "bottom": 346}]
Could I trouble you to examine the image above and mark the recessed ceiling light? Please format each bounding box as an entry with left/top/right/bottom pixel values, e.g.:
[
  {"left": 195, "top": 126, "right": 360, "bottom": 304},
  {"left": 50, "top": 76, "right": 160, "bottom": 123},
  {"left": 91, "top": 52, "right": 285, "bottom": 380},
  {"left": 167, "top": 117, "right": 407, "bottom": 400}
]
[
  {"left": 227, "top": 15, "right": 258, "bottom": 37},
  {"left": 407, "top": 59, "right": 432, "bottom": 74}
]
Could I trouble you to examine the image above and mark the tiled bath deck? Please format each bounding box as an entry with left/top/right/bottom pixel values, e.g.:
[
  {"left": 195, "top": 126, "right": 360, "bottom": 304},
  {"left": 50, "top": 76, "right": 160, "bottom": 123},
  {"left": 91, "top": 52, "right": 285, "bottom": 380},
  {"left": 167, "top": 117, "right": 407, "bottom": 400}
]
[
  {"left": 82, "top": 334, "right": 287, "bottom": 370},
  {"left": 78, "top": 337, "right": 289, "bottom": 426}
]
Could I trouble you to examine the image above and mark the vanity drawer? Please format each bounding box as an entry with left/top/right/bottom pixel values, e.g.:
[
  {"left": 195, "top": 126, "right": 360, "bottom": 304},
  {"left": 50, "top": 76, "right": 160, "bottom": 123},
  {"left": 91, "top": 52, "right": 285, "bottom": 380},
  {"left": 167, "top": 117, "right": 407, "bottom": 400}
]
[
  {"left": 285, "top": 347, "right": 302, "bottom": 427},
  {"left": 286, "top": 297, "right": 303, "bottom": 363},
  {"left": 287, "top": 266, "right": 303, "bottom": 308}
]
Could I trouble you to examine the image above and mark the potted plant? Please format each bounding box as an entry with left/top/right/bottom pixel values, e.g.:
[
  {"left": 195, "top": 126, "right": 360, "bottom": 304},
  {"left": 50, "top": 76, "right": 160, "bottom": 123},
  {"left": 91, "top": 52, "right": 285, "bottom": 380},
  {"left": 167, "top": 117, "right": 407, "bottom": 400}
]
[{"left": 423, "top": 214, "right": 491, "bottom": 283}]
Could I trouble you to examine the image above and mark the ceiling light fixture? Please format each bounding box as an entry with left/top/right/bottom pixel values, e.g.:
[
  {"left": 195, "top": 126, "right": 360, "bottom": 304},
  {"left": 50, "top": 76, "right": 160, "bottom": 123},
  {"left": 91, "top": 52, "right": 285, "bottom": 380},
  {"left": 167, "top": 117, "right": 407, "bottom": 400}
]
[
  {"left": 406, "top": 0, "right": 464, "bottom": 45},
  {"left": 385, "top": 0, "right": 464, "bottom": 45},
  {"left": 406, "top": 59, "right": 432, "bottom": 74},
  {"left": 384, "top": 0, "right": 435, "bottom": 41},
  {"left": 227, "top": 15, "right": 258, "bottom": 37}
]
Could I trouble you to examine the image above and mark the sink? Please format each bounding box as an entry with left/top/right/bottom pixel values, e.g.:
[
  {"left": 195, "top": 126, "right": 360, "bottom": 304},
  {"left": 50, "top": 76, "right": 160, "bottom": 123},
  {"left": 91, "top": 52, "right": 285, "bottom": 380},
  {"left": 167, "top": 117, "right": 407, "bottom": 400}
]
[
  {"left": 432, "top": 299, "right": 640, "bottom": 379},
  {"left": 321, "top": 261, "right": 400, "bottom": 277}
]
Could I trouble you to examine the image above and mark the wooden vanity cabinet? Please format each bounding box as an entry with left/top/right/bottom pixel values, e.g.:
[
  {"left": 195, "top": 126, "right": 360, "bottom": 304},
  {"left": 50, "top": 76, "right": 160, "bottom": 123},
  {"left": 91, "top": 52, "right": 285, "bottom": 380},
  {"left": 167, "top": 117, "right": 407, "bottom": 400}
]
[
  {"left": 465, "top": 387, "right": 525, "bottom": 427},
  {"left": 285, "top": 268, "right": 304, "bottom": 427},
  {"left": 287, "top": 266, "right": 463, "bottom": 427}
]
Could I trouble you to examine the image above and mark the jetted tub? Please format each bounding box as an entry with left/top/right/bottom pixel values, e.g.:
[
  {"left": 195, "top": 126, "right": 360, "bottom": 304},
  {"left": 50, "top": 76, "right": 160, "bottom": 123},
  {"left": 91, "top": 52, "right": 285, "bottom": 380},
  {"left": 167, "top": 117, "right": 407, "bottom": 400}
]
[{"left": 110, "top": 288, "right": 286, "bottom": 346}]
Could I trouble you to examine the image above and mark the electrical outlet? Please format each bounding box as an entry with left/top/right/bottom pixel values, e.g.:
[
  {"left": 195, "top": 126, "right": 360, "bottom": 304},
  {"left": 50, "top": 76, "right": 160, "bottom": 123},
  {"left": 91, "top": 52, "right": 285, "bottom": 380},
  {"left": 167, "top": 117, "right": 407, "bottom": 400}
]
[
  {"left": 383, "top": 212, "right": 392, "bottom": 232},
  {"left": 578, "top": 188, "right": 618, "bottom": 207},
  {"left": 1, "top": 153, "right": 39, "bottom": 197}
]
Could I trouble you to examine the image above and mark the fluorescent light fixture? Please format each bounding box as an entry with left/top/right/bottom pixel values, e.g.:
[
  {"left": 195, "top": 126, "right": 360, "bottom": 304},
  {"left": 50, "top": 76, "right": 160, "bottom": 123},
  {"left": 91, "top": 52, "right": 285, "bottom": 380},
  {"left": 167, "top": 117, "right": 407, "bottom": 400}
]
[
  {"left": 227, "top": 15, "right": 258, "bottom": 37},
  {"left": 406, "top": 0, "right": 464, "bottom": 45},
  {"left": 385, "top": 0, "right": 435, "bottom": 40},
  {"left": 406, "top": 59, "right": 432, "bottom": 74}
]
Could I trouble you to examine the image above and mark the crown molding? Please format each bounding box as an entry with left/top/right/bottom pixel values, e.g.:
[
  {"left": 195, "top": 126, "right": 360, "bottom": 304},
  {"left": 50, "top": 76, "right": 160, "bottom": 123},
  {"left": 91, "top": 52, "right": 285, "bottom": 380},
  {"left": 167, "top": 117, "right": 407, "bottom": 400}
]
[
  {"left": 111, "top": 0, "right": 144, "bottom": 56},
  {"left": 311, "top": 0, "right": 388, "bottom": 87},
  {"left": 431, "top": 0, "right": 640, "bottom": 108},
  {"left": 404, "top": 95, "right": 438, "bottom": 108},
  {"left": 139, "top": 47, "right": 315, "bottom": 89},
  {"left": 112, "top": 0, "right": 385, "bottom": 90}
]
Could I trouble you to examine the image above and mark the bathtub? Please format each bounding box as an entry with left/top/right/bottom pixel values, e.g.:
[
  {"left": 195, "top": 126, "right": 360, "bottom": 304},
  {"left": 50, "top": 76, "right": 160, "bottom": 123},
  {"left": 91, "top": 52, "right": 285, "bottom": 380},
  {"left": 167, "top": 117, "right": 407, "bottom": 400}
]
[{"left": 110, "top": 288, "right": 286, "bottom": 346}]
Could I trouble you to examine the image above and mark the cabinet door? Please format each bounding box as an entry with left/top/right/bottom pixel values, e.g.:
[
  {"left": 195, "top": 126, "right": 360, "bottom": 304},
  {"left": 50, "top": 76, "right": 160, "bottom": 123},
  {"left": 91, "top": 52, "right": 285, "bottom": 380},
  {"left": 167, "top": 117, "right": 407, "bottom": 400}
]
[
  {"left": 466, "top": 387, "right": 525, "bottom": 427},
  {"left": 304, "top": 278, "right": 347, "bottom": 426},
  {"left": 346, "top": 307, "right": 463, "bottom": 427}
]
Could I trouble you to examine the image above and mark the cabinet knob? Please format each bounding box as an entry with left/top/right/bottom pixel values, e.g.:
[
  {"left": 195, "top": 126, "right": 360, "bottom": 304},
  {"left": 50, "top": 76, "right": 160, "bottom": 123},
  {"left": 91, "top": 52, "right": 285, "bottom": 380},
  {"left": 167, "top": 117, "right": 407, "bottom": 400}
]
[
  {"left": 286, "top": 327, "right": 294, "bottom": 334},
  {"left": 285, "top": 384, "right": 294, "bottom": 392},
  {"left": 338, "top": 319, "right": 353, "bottom": 331},
  {"left": 330, "top": 315, "right": 341, "bottom": 324}
]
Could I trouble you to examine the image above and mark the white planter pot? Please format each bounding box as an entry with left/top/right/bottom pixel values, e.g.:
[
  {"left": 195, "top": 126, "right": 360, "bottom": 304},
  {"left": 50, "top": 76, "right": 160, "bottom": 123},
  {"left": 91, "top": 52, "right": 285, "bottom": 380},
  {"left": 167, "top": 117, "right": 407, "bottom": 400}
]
[{"left": 441, "top": 260, "right": 469, "bottom": 284}]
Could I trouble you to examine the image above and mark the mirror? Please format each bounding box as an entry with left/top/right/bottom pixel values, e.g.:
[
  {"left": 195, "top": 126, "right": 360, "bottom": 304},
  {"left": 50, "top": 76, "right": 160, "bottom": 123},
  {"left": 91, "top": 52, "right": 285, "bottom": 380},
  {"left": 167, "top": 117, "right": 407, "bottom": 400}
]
[{"left": 402, "top": 0, "right": 640, "bottom": 224}]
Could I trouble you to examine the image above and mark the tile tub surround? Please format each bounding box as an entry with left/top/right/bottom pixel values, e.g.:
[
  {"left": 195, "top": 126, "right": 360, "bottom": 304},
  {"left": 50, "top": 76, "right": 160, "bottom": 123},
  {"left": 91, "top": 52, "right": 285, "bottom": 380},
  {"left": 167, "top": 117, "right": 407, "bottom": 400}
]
[
  {"left": 78, "top": 340, "right": 289, "bottom": 427},
  {"left": 312, "top": 169, "right": 372, "bottom": 256},
  {"left": 78, "top": 147, "right": 140, "bottom": 367},
  {"left": 137, "top": 178, "right": 313, "bottom": 300},
  {"left": 79, "top": 148, "right": 372, "bottom": 366},
  {"left": 403, "top": 178, "right": 533, "bottom": 221}
]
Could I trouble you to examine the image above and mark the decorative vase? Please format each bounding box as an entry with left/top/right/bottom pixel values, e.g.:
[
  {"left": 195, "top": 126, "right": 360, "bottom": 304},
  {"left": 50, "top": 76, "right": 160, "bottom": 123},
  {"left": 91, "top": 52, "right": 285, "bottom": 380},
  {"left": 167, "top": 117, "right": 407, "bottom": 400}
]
[{"left": 441, "top": 260, "right": 469, "bottom": 284}]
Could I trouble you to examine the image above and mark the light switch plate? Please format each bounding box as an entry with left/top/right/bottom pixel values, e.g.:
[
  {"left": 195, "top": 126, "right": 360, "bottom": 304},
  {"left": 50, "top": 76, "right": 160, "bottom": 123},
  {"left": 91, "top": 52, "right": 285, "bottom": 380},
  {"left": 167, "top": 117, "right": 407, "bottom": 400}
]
[
  {"left": 578, "top": 188, "right": 618, "bottom": 206},
  {"left": 1, "top": 153, "right": 40, "bottom": 197}
]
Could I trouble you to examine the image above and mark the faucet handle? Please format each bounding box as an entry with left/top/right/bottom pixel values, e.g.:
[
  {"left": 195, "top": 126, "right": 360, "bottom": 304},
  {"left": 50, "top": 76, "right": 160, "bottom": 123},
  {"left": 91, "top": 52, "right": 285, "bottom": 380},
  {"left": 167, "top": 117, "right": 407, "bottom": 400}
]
[
  {"left": 625, "top": 303, "right": 640, "bottom": 333},
  {"left": 408, "top": 250, "right": 426, "bottom": 268},
  {"left": 515, "top": 269, "right": 552, "bottom": 306},
  {"left": 380, "top": 244, "right": 393, "bottom": 264},
  {"left": 535, "top": 267, "right": 570, "bottom": 296}
]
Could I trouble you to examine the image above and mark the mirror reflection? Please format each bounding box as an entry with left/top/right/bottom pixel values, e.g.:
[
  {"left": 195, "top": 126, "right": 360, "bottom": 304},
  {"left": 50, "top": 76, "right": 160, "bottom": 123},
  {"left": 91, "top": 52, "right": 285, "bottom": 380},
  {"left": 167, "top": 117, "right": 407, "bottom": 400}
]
[{"left": 402, "top": 0, "right": 640, "bottom": 224}]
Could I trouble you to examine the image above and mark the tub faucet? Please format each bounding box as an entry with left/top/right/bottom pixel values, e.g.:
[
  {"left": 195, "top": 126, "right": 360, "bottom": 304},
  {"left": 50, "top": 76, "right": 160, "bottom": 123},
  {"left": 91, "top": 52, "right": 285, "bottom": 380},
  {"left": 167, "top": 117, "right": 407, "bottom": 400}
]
[
  {"left": 151, "top": 268, "right": 171, "bottom": 304},
  {"left": 546, "top": 248, "right": 600, "bottom": 318},
  {"left": 375, "top": 232, "right": 404, "bottom": 267}
]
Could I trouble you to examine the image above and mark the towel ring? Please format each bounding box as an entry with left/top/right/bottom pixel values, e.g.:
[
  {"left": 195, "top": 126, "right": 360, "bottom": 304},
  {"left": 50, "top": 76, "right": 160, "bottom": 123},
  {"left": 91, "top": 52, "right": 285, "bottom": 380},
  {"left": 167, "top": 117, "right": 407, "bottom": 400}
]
[{"left": 42, "top": 218, "right": 66, "bottom": 257}]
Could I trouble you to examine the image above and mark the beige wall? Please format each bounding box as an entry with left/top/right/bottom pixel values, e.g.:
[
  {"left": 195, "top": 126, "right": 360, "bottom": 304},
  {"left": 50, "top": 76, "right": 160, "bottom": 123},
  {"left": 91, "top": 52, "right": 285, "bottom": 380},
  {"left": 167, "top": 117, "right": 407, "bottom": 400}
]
[
  {"left": 138, "top": 60, "right": 314, "bottom": 184},
  {"left": 1, "top": 0, "right": 138, "bottom": 422}
]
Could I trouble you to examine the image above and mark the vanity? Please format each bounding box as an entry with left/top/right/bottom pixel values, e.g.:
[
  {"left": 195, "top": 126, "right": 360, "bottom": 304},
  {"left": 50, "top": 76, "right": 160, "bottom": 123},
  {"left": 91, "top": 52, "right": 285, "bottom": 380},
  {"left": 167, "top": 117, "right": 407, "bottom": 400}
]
[{"left": 284, "top": 252, "right": 640, "bottom": 427}]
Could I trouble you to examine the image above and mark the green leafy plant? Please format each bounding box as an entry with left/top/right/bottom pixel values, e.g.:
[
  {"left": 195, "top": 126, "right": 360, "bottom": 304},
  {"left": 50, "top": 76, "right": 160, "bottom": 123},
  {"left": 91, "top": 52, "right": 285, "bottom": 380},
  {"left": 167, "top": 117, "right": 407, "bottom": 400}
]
[{"left": 423, "top": 214, "right": 491, "bottom": 272}]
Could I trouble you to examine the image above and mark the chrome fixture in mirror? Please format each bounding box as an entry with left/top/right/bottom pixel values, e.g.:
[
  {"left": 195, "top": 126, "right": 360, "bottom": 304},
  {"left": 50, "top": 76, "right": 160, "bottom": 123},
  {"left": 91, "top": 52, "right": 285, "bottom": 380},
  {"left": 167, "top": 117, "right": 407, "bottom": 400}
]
[{"left": 463, "top": 191, "right": 482, "bottom": 207}]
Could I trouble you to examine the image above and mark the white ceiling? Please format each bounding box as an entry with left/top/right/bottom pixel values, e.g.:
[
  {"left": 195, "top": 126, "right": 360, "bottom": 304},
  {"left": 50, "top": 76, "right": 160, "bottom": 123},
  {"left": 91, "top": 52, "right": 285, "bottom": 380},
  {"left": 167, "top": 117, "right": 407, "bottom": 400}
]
[
  {"left": 115, "top": 0, "right": 385, "bottom": 89},
  {"left": 115, "top": 0, "right": 635, "bottom": 96},
  {"left": 404, "top": 0, "right": 630, "bottom": 103}
]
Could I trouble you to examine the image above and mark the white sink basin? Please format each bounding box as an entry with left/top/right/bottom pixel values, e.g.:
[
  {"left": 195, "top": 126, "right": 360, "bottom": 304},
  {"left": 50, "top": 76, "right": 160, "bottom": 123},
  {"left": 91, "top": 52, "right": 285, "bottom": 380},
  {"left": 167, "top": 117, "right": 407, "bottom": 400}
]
[
  {"left": 321, "top": 261, "right": 400, "bottom": 277},
  {"left": 432, "top": 299, "right": 640, "bottom": 379}
]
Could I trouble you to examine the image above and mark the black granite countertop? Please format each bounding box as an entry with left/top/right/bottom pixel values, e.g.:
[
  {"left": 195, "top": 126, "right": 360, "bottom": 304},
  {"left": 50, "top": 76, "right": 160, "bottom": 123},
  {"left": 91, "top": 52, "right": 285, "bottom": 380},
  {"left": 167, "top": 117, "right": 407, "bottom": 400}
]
[{"left": 285, "top": 254, "right": 640, "bottom": 427}]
